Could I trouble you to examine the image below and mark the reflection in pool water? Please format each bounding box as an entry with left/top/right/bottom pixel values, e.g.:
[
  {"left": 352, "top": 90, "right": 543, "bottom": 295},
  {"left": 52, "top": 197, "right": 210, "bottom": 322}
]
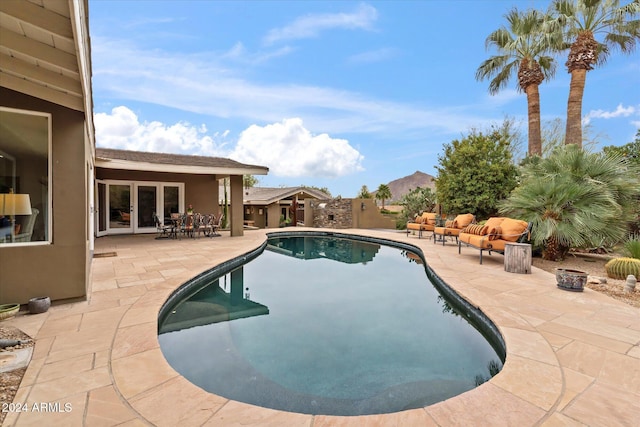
[{"left": 159, "top": 235, "right": 502, "bottom": 416}]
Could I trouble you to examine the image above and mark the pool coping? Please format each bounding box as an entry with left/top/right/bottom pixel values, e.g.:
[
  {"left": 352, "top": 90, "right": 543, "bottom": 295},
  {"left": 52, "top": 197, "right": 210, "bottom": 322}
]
[{"left": 4, "top": 228, "right": 640, "bottom": 426}]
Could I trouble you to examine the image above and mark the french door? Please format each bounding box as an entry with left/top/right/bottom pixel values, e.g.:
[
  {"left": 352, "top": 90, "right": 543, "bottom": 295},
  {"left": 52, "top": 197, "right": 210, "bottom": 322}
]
[{"left": 96, "top": 180, "right": 183, "bottom": 236}]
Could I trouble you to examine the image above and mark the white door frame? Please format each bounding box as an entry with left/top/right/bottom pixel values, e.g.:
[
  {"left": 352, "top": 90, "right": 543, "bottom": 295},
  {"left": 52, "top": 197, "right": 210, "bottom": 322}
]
[{"left": 95, "top": 179, "right": 184, "bottom": 236}]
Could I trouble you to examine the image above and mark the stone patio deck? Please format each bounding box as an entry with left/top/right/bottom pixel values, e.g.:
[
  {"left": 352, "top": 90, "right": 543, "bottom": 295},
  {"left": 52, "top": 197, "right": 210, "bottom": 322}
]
[{"left": 2, "top": 228, "right": 639, "bottom": 426}]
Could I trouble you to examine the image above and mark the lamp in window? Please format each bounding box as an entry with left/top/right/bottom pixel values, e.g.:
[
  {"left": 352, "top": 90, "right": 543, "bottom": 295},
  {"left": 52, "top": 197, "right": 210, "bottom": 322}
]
[{"left": 0, "top": 193, "right": 32, "bottom": 243}]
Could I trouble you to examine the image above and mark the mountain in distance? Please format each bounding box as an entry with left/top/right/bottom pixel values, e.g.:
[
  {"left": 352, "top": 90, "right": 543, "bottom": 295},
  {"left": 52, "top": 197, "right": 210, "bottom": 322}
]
[{"left": 372, "top": 170, "right": 436, "bottom": 204}]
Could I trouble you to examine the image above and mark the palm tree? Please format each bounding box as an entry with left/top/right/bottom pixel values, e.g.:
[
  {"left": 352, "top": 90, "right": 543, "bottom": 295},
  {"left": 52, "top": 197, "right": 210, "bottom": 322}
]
[
  {"left": 549, "top": 0, "right": 640, "bottom": 147},
  {"left": 500, "top": 145, "right": 640, "bottom": 261},
  {"left": 357, "top": 185, "right": 372, "bottom": 199},
  {"left": 476, "top": 8, "right": 559, "bottom": 156},
  {"left": 375, "top": 184, "right": 392, "bottom": 210}
]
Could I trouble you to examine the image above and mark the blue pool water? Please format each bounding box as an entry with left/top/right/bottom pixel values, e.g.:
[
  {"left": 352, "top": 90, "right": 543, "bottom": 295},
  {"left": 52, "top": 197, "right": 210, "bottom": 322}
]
[{"left": 158, "top": 235, "right": 503, "bottom": 416}]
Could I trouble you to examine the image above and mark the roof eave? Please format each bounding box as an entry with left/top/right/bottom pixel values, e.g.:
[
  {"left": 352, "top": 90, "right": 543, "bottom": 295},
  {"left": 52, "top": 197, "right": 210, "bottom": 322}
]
[{"left": 95, "top": 158, "right": 269, "bottom": 176}]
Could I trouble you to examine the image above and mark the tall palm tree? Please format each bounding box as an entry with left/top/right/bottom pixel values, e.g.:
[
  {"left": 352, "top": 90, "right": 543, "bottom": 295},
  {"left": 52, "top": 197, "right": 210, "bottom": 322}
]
[
  {"left": 476, "top": 8, "right": 558, "bottom": 156},
  {"left": 549, "top": 0, "right": 640, "bottom": 147}
]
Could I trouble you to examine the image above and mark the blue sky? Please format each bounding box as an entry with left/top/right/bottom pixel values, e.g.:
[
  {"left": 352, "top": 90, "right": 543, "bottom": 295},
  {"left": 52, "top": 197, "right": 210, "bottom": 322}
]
[{"left": 90, "top": 0, "right": 640, "bottom": 197}]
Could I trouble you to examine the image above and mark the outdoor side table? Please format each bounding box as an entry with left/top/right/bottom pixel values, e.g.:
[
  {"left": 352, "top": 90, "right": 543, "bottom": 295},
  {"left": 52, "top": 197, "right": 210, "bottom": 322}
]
[{"left": 504, "top": 242, "right": 532, "bottom": 274}]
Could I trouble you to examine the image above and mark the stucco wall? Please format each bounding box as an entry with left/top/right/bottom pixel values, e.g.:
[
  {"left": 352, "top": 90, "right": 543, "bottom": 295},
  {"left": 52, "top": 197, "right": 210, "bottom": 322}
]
[
  {"left": 96, "top": 169, "right": 220, "bottom": 216},
  {"left": 0, "top": 88, "right": 90, "bottom": 304}
]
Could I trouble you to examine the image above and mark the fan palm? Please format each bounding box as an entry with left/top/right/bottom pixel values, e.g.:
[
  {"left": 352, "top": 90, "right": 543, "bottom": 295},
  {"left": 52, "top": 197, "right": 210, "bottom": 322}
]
[
  {"left": 476, "top": 8, "right": 559, "bottom": 156},
  {"left": 549, "top": 0, "right": 640, "bottom": 147},
  {"left": 500, "top": 145, "right": 640, "bottom": 260},
  {"left": 375, "top": 184, "right": 392, "bottom": 210}
]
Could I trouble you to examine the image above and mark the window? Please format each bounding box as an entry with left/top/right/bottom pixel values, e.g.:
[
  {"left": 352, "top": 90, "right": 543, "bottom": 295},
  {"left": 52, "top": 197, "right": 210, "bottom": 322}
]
[{"left": 0, "top": 107, "right": 51, "bottom": 245}]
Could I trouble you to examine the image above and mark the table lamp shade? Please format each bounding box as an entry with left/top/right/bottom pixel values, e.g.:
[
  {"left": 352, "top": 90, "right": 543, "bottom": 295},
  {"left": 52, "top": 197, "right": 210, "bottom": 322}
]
[{"left": 0, "top": 193, "right": 32, "bottom": 216}]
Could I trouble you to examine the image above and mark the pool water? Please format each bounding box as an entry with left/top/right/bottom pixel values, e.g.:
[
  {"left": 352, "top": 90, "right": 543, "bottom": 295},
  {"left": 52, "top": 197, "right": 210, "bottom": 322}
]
[{"left": 158, "top": 235, "right": 503, "bottom": 416}]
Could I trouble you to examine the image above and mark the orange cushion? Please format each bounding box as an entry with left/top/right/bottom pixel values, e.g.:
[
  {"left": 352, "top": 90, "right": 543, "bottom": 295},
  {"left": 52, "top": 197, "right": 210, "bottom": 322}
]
[
  {"left": 445, "top": 220, "right": 455, "bottom": 228},
  {"left": 414, "top": 216, "right": 424, "bottom": 224},
  {"left": 454, "top": 213, "right": 474, "bottom": 229},
  {"left": 488, "top": 226, "right": 502, "bottom": 240},
  {"left": 484, "top": 217, "right": 505, "bottom": 230},
  {"left": 499, "top": 218, "right": 529, "bottom": 242},
  {"left": 423, "top": 212, "right": 437, "bottom": 225},
  {"left": 464, "top": 224, "right": 487, "bottom": 235}
]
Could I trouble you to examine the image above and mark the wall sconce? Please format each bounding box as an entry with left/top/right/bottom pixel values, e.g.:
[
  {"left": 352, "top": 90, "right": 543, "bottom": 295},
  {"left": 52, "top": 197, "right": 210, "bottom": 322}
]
[{"left": 361, "top": 202, "right": 366, "bottom": 210}]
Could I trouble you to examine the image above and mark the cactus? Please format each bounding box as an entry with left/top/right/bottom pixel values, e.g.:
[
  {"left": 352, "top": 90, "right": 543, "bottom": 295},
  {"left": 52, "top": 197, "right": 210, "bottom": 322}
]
[{"left": 605, "top": 257, "right": 640, "bottom": 280}]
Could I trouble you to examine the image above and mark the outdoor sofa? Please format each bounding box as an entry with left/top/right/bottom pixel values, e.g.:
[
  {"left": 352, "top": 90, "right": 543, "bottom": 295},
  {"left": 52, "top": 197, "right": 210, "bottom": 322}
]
[
  {"left": 432, "top": 213, "right": 475, "bottom": 245},
  {"left": 406, "top": 212, "right": 437, "bottom": 238},
  {"left": 458, "top": 217, "right": 532, "bottom": 264}
]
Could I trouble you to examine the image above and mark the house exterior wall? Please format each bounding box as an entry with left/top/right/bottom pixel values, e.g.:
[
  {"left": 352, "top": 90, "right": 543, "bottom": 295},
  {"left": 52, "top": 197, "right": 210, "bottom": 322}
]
[
  {"left": 96, "top": 169, "right": 220, "bottom": 215},
  {"left": 267, "top": 204, "right": 281, "bottom": 228},
  {"left": 244, "top": 205, "right": 267, "bottom": 228},
  {"left": 0, "top": 88, "right": 91, "bottom": 304}
]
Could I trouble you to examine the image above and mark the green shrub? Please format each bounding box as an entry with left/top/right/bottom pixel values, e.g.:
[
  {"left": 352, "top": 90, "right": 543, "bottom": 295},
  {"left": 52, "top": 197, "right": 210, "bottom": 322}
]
[
  {"left": 605, "top": 257, "right": 640, "bottom": 280},
  {"left": 623, "top": 234, "right": 640, "bottom": 259}
]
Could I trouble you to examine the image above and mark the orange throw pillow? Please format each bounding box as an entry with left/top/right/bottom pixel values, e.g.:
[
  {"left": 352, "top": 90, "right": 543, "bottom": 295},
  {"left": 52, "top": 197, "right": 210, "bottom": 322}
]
[
  {"left": 445, "top": 220, "right": 456, "bottom": 228},
  {"left": 484, "top": 217, "right": 505, "bottom": 230},
  {"left": 488, "top": 226, "right": 502, "bottom": 240},
  {"left": 454, "top": 213, "right": 474, "bottom": 229},
  {"left": 464, "top": 224, "right": 486, "bottom": 235},
  {"left": 500, "top": 218, "right": 529, "bottom": 242},
  {"left": 424, "top": 212, "right": 437, "bottom": 225}
]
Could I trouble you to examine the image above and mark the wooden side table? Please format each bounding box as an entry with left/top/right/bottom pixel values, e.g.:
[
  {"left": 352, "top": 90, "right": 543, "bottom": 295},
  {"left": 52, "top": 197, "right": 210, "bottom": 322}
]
[{"left": 504, "top": 242, "right": 532, "bottom": 274}]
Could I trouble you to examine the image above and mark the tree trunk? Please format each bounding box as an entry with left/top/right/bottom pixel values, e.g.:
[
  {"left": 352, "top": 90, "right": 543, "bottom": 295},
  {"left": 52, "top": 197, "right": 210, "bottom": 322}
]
[
  {"left": 525, "top": 84, "right": 542, "bottom": 156},
  {"left": 565, "top": 68, "right": 587, "bottom": 148}
]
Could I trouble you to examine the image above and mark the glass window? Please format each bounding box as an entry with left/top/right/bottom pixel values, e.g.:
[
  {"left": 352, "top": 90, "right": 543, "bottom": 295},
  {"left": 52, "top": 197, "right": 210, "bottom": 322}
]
[{"left": 0, "top": 108, "right": 50, "bottom": 245}]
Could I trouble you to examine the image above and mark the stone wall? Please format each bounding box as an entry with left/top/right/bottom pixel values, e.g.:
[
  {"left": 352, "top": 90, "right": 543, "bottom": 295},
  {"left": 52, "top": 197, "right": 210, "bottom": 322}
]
[{"left": 310, "top": 198, "right": 353, "bottom": 228}]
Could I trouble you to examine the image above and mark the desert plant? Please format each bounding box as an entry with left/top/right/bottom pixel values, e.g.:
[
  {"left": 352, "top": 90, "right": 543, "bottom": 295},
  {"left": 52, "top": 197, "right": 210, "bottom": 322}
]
[
  {"left": 375, "top": 184, "right": 392, "bottom": 209},
  {"left": 605, "top": 257, "right": 640, "bottom": 279},
  {"left": 500, "top": 145, "right": 640, "bottom": 261},
  {"left": 623, "top": 234, "right": 640, "bottom": 259}
]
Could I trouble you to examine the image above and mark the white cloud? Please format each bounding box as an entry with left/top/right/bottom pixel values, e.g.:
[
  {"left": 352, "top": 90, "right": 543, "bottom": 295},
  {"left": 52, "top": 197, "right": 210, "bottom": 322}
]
[
  {"left": 583, "top": 104, "right": 637, "bottom": 125},
  {"left": 230, "top": 118, "right": 364, "bottom": 177},
  {"left": 263, "top": 3, "right": 378, "bottom": 45},
  {"left": 347, "top": 47, "right": 397, "bottom": 64},
  {"left": 91, "top": 36, "right": 484, "bottom": 141},
  {"left": 94, "top": 106, "right": 229, "bottom": 156}
]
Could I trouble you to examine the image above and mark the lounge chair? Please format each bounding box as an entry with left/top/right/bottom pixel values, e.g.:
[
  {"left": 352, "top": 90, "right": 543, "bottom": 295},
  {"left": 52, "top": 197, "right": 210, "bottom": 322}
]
[
  {"left": 406, "top": 212, "right": 437, "bottom": 238},
  {"left": 458, "top": 217, "right": 532, "bottom": 264},
  {"left": 433, "top": 213, "right": 475, "bottom": 245}
]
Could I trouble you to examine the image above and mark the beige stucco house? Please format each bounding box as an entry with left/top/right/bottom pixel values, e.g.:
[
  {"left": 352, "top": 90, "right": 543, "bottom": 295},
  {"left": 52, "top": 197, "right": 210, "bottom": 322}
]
[
  {"left": 232, "top": 186, "right": 330, "bottom": 228},
  {"left": 0, "top": 1, "right": 268, "bottom": 305}
]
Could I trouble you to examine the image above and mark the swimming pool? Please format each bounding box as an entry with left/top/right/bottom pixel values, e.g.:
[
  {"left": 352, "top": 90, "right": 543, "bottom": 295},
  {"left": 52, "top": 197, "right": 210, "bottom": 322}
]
[{"left": 158, "top": 233, "right": 504, "bottom": 416}]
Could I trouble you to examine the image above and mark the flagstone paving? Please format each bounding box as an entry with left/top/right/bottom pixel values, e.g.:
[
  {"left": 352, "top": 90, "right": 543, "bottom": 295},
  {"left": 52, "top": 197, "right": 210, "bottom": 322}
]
[{"left": 3, "top": 228, "right": 639, "bottom": 426}]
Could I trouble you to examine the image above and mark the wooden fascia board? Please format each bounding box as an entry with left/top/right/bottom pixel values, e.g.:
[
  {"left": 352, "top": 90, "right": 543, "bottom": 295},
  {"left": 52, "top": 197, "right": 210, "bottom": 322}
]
[
  {"left": 0, "top": 52, "right": 81, "bottom": 94},
  {"left": 0, "top": 27, "right": 78, "bottom": 72},
  {"left": 0, "top": 1, "right": 74, "bottom": 39},
  {"left": 0, "top": 71, "right": 84, "bottom": 111}
]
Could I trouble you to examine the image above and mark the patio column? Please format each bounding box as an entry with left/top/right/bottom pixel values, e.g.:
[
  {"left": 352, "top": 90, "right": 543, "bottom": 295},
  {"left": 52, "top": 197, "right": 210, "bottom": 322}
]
[{"left": 229, "top": 174, "right": 244, "bottom": 237}]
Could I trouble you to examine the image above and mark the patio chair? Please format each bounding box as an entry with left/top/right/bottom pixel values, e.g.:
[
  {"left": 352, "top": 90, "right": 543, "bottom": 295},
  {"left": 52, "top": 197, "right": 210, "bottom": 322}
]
[
  {"left": 433, "top": 213, "right": 475, "bottom": 246},
  {"left": 406, "top": 212, "right": 437, "bottom": 239},
  {"left": 211, "top": 213, "right": 223, "bottom": 237},
  {"left": 195, "top": 213, "right": 213, "bottom": 238},
  {"left": 182, "top": 213, "right": 195, "bottom": 238},
  {"left": 153, "top": 213, "right": 172, "bottom": 239}
]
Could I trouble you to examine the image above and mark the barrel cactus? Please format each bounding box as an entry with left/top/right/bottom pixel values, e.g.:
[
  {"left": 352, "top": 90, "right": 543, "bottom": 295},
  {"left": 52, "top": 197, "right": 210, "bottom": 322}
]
[{"left": 605, "top": 257, "right": 640, "bottom": 280}]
